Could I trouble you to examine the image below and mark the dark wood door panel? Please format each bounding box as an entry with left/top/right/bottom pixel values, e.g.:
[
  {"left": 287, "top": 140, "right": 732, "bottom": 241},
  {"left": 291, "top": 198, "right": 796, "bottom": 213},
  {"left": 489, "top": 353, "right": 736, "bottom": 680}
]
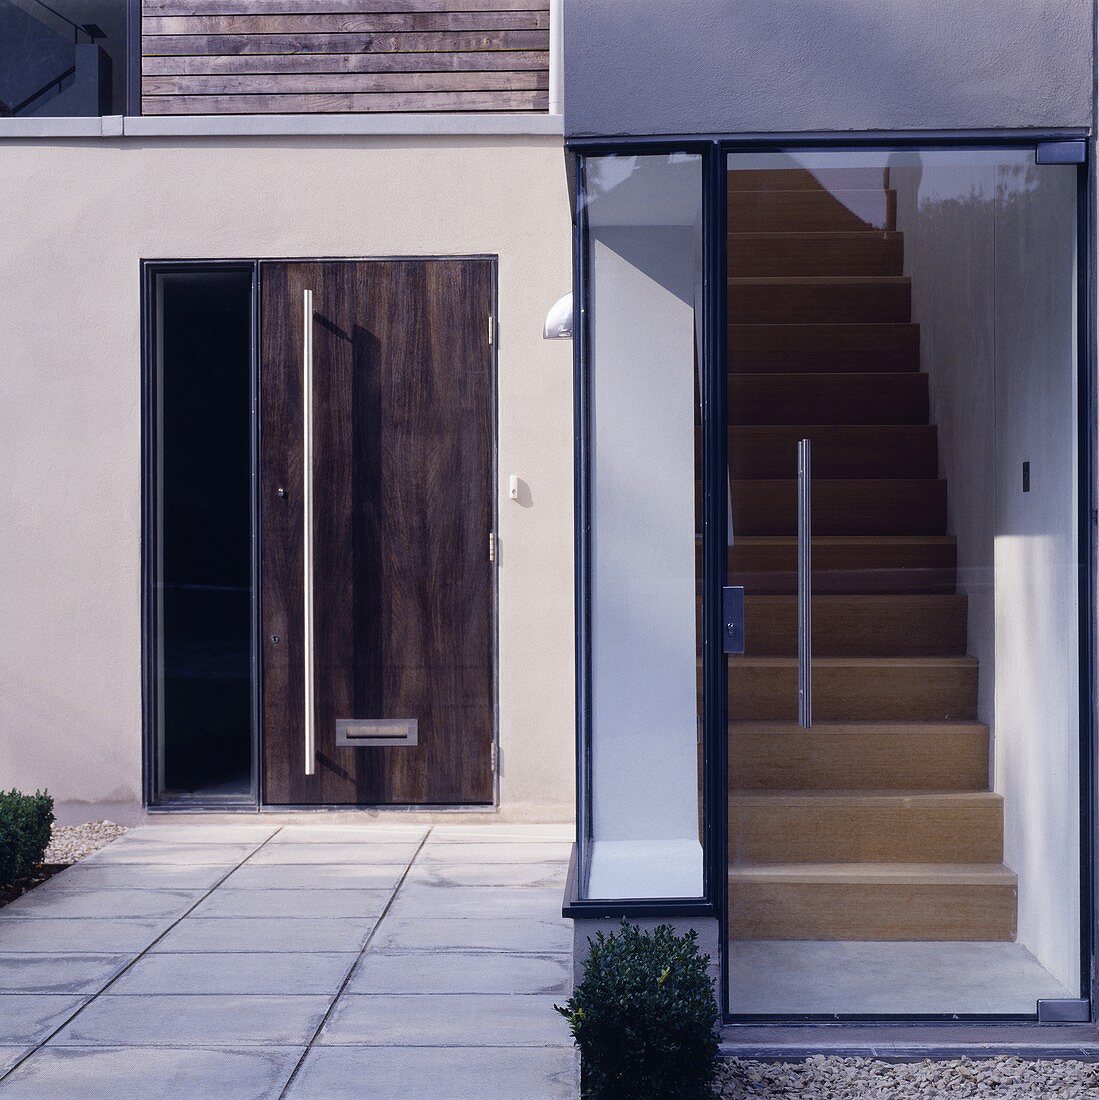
[{"left": 261, "top": 259, "right": 495, "bottom": 805}]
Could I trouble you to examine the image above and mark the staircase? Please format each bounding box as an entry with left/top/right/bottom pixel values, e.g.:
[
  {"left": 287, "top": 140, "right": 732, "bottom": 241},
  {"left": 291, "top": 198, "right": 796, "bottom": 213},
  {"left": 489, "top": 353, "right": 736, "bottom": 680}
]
[{"left": 726, "top": 167, "right": 1016, "bottom": 943}]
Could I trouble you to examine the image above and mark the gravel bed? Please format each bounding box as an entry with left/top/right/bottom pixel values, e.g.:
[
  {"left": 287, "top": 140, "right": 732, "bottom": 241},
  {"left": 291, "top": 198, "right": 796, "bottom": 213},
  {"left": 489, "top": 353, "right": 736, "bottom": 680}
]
[
  {"left": 719, "top": 1056, "right": 1099, "bottom": 1098},
  {"left": 44, "top": 821, "right": 128, "bottom": 865}
]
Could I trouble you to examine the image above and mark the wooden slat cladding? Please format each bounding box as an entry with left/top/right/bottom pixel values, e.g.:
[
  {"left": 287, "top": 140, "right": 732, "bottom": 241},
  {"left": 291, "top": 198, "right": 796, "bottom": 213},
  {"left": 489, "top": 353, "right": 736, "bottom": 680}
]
[
  {"left": 143, "top": 51, "right": 549, "bottom": 75},
  {"left": 140, "top": 1, "right": 551, "bottom": 114},
  {"left": 145, "top": 12, "right": 549, "bottom": 33}
]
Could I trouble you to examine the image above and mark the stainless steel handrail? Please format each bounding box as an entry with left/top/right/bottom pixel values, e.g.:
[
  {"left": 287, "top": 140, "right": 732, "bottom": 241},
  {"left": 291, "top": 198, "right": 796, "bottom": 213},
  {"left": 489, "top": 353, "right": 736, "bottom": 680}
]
[
  {"left": 303, "top": 288, "right": 316, "bottom": 776},
  {"left": 797, "top": 438, "right": 812, "bottom": 728}
]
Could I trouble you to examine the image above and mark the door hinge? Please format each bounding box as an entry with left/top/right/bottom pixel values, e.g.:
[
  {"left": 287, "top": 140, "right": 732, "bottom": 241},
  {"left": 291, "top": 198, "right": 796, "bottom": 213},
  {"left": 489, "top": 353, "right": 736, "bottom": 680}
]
[
  {"left": 490, "top": 742, "right": 498, "bottom": 772},
  {"left": 487, "top": 314, "right": 494, "bottom": 345},
  {"left": 488, "top": 531, "right": 496, "bottom": 563}
]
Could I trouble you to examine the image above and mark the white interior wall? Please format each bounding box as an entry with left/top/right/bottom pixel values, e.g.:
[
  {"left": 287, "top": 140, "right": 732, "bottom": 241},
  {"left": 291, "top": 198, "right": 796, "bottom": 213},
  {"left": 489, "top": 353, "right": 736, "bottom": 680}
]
[
  {"left": 586, "top": 156, "right": 704, "bottom": 899},
  {"left": 892, "top": 153, "right": 1080, "bottom": 991}
]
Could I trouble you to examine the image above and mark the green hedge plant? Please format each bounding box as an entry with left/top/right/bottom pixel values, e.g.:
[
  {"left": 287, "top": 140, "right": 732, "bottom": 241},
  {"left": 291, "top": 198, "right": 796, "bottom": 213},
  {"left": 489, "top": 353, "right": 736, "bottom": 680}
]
[
  {"left": 556, "top": 920, "right": 720, "bottom": 1100},
  {"left": 0, "top": 790, "right": 54, "bottom": 888}
]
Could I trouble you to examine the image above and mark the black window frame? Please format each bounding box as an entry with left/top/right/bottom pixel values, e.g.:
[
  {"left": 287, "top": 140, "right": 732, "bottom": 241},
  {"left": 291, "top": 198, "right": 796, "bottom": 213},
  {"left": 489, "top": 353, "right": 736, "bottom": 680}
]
[
  {"left": 140, "top": 259, "right": 261, "bottom": 812},
  {"left": 566, "top": 129, "right": 1099, "bottom": 1048}
]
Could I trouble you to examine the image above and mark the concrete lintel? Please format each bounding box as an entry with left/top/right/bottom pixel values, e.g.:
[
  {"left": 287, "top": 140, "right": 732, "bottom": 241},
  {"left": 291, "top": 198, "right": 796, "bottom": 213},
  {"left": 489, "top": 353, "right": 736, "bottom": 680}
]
[
  {"left": 0, "top": 113, "right": 563, "bottom": 141},
  {"left": 0, "top": 115, "right": 122, "bottom": 139}
]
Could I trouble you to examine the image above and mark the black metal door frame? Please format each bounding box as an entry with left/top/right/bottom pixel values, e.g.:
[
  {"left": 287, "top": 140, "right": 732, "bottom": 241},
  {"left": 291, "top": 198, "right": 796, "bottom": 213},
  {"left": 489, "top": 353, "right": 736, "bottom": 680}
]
[{"left": 566, "top": 128, "right": 1098, "bottom": 1051}]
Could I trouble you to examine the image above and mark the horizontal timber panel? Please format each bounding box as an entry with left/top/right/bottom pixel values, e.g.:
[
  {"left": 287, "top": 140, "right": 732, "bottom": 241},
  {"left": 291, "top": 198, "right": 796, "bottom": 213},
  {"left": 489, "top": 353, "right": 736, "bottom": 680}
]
[
  {"left": 143, "top": 71, "right": 548, "bottom": 94},
  {"left": 141, "top": 31, "right": 550, "bottom": 54},
  {"left": 143, "top": 12, "right": 549, "bottom": 34},
  {"left": 142, "top": 89, "right": 548, "bottom": 113},
  {"left": 142, "top": 50, "right": 548, "bottom": 75},
  {"left": 145, "top": 0, "right": 545, "bottom": 12},
  {"left": 140, "top": 0, "right": 550, "bottom": 113}
]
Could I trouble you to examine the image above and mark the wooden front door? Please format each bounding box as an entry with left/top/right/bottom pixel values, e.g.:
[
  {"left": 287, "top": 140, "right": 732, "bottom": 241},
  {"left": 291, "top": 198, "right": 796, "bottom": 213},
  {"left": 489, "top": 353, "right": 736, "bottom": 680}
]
[{"left": 259, "top": 259, "right": 495, "bottom": 805}]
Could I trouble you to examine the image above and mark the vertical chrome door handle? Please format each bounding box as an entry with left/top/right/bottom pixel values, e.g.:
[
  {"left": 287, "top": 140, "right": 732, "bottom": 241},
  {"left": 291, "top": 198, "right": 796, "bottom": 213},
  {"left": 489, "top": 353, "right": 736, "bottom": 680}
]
[
  {"left": 303, "top": 288, "right": 316, "bottom": 776},
  {"left": 797, "top": 438, "right": 812, "bottom": 728}
]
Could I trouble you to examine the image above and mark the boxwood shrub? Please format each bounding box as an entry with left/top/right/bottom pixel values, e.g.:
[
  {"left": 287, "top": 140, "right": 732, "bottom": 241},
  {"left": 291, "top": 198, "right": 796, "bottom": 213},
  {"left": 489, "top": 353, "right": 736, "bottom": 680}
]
[
  {"left": 556, "top": 920, "right": 720, "bottom": 1100},
  {"left": 0, "top": 790, "right": 54, "bottom": 888}
]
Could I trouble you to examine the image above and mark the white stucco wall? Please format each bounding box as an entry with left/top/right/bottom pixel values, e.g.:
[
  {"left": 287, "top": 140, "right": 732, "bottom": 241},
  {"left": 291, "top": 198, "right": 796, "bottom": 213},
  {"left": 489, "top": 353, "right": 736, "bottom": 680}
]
[{"left": 0, "top": 134, "right": 575, "bottom": 820}]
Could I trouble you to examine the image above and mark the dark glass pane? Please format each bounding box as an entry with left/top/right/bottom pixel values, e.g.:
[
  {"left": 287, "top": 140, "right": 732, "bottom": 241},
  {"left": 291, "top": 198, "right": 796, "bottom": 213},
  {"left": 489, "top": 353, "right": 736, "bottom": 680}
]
[{"left": 155, "top": 271, "right": 253, "bottom": 800}]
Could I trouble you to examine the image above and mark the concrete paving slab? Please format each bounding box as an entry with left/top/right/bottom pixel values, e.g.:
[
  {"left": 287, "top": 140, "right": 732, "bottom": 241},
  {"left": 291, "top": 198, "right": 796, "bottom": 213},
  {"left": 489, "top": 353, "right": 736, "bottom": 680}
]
[
  {"left": 0, "top": 954, "right": 129, "bottom": 995},
  {"left": 372, "top": 917, "right": 571, "bottom": 955},
  {"left": 107, "top": 952, "right": 356, "bottom": 996},
  {"left": 318, "top": 993, "right": 571, "bottom": 1047},
  {"left": 0, "top": 919, "right": 172, "bottom": 954},
  {"left": 36, "top": 863, "right": 228, "bottom": 891},
  {"left": 189, "top": 888, "right": 391, "bottom": 920},
  {"left": 431, "top": 825, "right": 575, "bottom": 841},
  {"left": 387, "top": 884, "right": 563, "bottom": 920},
  {"left": 151, "top": 916, "right": 377, "bottom": 954},
  {"left": 80, "top": 843, "right": 254, "bottom": 866},
  {"left": 0, "top": 1045, "right": 303, "bottom": 1099},
  {"left": 2, "top": 888, "right": 202, "bottom": 920},
  {"left": 347, "top": 951, "right": 569, "bottom": 996},
  {"left": 247, "top": 842, "right": 419, "bottom": 866},
  {"left": 419, "top": 842, "right": 571, "bottom": 864},
  {"left": 406, "top": 862, "right": 568, "bottom": 889},
  {"left": 49, "top": 994, "right": 330, "bottom": 1047},
  {"left": 269, "top": 826, "right": 428, "bottom": 844},
  {"left": 0, "top": 994, "right": 86, "bottom": 1045},
  {"left": 221, "top": 863, "right": 405, "bottom": 891},
  {"left": 120, "top": 826, "right": 280, "bottom": 845},
  {"left": 285, "top": 1045, "right": 578, "bottom": 1099},
  {"left": 0, "top": 1047, "right": 30, "bottom": 1075}
]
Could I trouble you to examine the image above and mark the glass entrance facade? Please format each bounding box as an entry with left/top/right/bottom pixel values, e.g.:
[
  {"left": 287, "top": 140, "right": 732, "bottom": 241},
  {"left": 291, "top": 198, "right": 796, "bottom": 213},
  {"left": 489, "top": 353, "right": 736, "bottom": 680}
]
[{"left": 572, "top": 142, "right": 1090, "bottom": 1022}]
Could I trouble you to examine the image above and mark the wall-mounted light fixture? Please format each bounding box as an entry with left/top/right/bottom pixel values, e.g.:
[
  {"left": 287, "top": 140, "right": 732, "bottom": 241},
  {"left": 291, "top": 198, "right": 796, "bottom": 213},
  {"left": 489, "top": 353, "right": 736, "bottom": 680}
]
[{"left": 542, "top": 293, "right": 573, "bottom": 340}]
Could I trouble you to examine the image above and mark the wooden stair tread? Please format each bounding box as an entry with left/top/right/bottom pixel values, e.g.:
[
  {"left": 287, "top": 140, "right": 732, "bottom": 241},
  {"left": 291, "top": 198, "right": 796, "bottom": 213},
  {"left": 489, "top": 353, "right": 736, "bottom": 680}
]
[
  {"left": 730, "top": 789, "right": 998, "bottom": 802},
  {"left": 728, "top": 231, "right": 900, "bottom": 239},
  {"left": 733, "top": 535, "right": 955, "bottom": 547},
  {"left": 728, "top": 276, "right": 910, "bottom": 286},
  {"left": 729, "top": 719, "right": 986, "bottom": 732},
  {"left": 729, "top": 862, "right": 1016, "bottom": 886},
  {"left": 726, "top": 168, "right": 889, "bottom": 191},
  {"left": 726, "top": 656, "right": 977, "bottom": 670}
]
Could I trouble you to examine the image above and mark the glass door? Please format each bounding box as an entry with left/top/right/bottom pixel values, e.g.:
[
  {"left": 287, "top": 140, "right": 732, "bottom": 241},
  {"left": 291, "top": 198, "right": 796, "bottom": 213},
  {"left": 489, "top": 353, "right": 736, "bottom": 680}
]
[{"left": 724, "top": 147, "right": 1085, "bottom": 1017}]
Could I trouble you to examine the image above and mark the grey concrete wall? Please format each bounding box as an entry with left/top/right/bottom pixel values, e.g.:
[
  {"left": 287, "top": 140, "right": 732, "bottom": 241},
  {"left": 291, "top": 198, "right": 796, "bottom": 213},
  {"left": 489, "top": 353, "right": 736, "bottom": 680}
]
[{"left": 564, "top": 0, "right": 1094, "bottom": 138}]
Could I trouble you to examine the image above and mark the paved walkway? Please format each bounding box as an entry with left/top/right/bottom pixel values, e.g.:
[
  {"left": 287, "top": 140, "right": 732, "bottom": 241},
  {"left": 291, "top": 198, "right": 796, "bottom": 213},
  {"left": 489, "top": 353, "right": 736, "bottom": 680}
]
[{"left": 0, "top": 822, "right": 578, "bottom": 1099}]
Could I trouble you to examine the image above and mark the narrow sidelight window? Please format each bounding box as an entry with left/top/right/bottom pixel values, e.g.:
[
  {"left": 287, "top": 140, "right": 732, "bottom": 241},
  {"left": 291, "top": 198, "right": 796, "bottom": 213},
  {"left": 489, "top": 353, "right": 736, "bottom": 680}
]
[
  {"left": 579, "top": 153, "right": 707, "bottom": 900},
  {"left": 148, "top": 268, "right": 255, "bottom": 804}
]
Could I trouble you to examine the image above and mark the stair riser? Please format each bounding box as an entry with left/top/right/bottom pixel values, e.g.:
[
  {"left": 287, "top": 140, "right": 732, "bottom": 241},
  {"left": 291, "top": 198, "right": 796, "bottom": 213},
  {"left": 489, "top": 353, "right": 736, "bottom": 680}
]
[
  {"left": 728, "top": 663, "right": 978, "bottom": 721},
  {"left": 727, "top": 168, "right": 889, "bottom": 192},
  {"left": 731, "top": 481, "right": 947, "bottom": 536},
  {"left": 729, "top": 797, "right": 1001, "bottom": 862},
  {"left": 729, "top": 374, "right": 928, "bottom": 425},
  {"left": 742, "top": 595, "right": 968, "bottom": 657},
  {"left": 729, "top": 279, "right": 911, "bottom": 324},
  {"left": 729, "top": 427, "right": 938, "bottom": 478},
  {"left": 729, "top": 882, "right": 1016, "bottom": 940},
  {"left": 726, "top": 540, "right": 957, "bottom": 595},
  {"left": 730, "top": 323, "right": 920, "bottom": 373},
  {"left": 729, "top": 233, "right": 903, "bottom": 278},
  {"left": 729, "top": 725, "right": 989, "bottom": 790},
  {"left": 728, "top": 189, "right": 897, "bottom": 232}
]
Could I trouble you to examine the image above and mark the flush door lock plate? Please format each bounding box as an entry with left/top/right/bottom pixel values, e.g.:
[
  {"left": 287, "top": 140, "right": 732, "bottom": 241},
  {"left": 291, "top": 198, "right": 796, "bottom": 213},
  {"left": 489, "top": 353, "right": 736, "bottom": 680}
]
[{"left": 723, "top": 586, "right": 746, "bottom": 655}]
